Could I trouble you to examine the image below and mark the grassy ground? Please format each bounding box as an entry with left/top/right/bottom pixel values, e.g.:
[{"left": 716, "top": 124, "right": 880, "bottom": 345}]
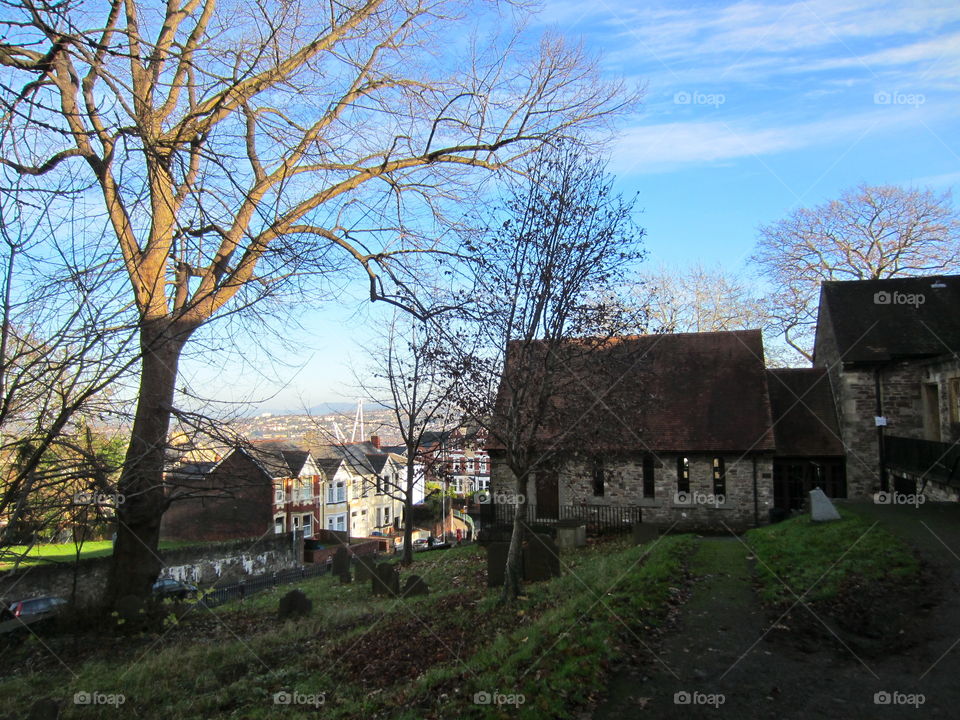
[
  {"left": 0, "top": 540, "right": 207, "bottom": 571},
  {"left": 744, "top": 506, "right": 921, "bottom": 605},
  {"left": 0, "top": 535, "right": 694, "bottom": 719}
]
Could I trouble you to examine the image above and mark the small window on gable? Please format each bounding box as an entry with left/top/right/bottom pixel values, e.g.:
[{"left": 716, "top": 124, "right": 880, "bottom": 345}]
[
  {"left": 592, "top": 458, "right": 605, "bottom": 497},
  {"left": 712, "top": 457, "right": 726, "bottom": 497},
  {"left": 642, "top": 454, "right": 655, "bottom": 498},
  {"left": 677, "top": 457, "right": 690, "bottom": 494}
]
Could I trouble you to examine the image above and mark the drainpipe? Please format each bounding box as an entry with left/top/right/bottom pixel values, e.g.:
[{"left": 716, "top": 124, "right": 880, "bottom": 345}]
[
  {"left": 875, "top": 367, "right": 888, "bottom": 492},
  {"left": 752, "top": 456, "right": 759, "bottom": 527}
]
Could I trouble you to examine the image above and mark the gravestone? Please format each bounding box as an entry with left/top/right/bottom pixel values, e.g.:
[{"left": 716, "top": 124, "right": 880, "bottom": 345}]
[
  {"left": 556, "top": 520, "right": 587, "bottom": 550},
  {"left": 486, "top": 542, "right": 511, "bottom": 588},
  {"left": 355, "top": 557, "right": 375, "bottom": 582},
  {"left": 332, "top": 547, "right": 351, "bottom": 577},
  {"left": 401, "top": 574, "right": 430, "bottom": 597},
  {"left": 631, "top": 523, "right": 659, "bottom": 545},
  {"left": 523, "top": 534, "right": 560, "bottom": 582},
  {"left": 278, "top": 589, "right": 312, "bottom": 620},
  {"left": 809, "top": 488, "right": 842, "bottom": 522},
  {"left": 372, "top": 563, "right": 400, "bottom": 597}
]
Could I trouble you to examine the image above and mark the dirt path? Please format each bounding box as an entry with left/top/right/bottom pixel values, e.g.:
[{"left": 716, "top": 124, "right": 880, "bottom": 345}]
[{"left": 593, "top": 504, "right": 960, "bottom": 719}]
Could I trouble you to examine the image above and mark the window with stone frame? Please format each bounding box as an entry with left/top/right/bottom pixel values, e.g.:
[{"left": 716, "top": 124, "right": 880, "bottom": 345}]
[
  {"left": 642, "top": 454, "right": 655, "bottom": 498},
  {"left": 712, "top": 457, "right": 726, "bottom": 497},
  {"left": 677, "top": 457, "right": 690, "bottom": 493},
  {"left": 592, "top": 458, "right": 605, "bottom": 497}
]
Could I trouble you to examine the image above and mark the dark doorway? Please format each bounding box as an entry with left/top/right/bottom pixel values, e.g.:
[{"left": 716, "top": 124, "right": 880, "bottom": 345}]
[
  {"left": 535, "top": 468, "right": 560, "bottom": 519},
  {"left": 773, "top": 458, "right": 846, "bottom": 511}
]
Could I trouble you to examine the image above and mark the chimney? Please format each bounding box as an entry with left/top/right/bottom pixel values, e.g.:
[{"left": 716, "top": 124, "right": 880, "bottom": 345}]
[{"left": 370, "top": 435, "right": 381, "bottom": 449}]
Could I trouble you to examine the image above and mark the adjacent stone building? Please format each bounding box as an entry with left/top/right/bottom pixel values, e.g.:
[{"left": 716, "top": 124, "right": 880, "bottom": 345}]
[{"left": 813, "top": 275, "right": 960, "bottom": 499}]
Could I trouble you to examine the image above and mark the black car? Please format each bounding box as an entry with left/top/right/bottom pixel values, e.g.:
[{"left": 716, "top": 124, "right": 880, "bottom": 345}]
[
  {"left": 0, "top": 595, "right": 67, "bottom": 622},
  {"left": 151, "top": 578, "right": 198, "bottom": 601}
]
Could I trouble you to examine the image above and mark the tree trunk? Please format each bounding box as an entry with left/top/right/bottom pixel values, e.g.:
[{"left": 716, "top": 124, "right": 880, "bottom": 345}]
[
  {"left": 401, "top": 459, "right": 416, "bottom": 566},
  {"left": 104, "top": 323, "right": 190, "bottom": 606},
  {"left": 500, "top": 475, "right": 526, "bottom": 603}
]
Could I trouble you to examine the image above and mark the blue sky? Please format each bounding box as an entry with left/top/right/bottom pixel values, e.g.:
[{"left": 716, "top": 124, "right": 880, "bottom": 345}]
[{"left": 182, "top": 0, "right": 960, "bottom": 414}]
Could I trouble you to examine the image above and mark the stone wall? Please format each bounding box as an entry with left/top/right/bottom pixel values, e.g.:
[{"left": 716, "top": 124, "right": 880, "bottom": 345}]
[
  {"left": 491, "top": 452, "right": 774, "bottom": 532},
  {"left": 0, "top": 532, "right": 301, "bottom": 607}
]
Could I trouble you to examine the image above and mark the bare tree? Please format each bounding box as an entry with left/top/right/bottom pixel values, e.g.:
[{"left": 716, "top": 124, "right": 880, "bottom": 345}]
[
  {"left": 448, "top": 144, "right": 646, "bottom": 602},
  {"left": 363, "top": 312, "right": 456, "bottom": 565},
  {"left": 0, "top": 178, "right": 139, "bottom": 563},
  {"left": 640, "top": 262, "right": 766, "bottom": 333},
  {"left": 751, "top": 184, "right": 960, "bottom": 362},
  {"left": 0, "top": 0, "right": 637, "bottom": 603}
]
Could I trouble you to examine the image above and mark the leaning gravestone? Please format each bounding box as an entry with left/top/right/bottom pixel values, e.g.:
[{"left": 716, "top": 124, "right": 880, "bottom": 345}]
[
  {"left": 486, "top": 542, "right": 511, "bottom": 588},
  {"left": 523, "top": 534, "right": 561, "bottom": 582},
  {"left": 372, "top": 563, "right": 400, "bottom": 597},
  {"left": 401, "top": 574, "right": 430, "bottom": 597},
  {"left": 332, "top": 547, "right": 351, "bottom": 577},
  {"left": 809, "top": 487, "right": 842, "bottom": 522},
  {"left": 278, "top": 589, "right": 312, "bottom": 620},
  {"left": 631, "top": 522, "right": 659, "bottom": 546}
]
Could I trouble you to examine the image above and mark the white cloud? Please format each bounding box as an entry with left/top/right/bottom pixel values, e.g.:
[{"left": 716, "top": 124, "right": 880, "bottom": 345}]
[{"left": 611, "top": 105, "right": 949, "bottom": 174}]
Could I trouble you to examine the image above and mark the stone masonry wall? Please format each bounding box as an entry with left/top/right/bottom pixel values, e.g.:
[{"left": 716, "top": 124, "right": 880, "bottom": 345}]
[{"left": 491, "top": 452, "right": 774, "bottom": 532}]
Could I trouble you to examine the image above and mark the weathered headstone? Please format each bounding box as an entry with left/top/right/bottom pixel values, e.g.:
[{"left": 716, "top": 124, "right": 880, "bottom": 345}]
[
  {"left": 486, "top": 542, "right": 511, "bottom": 588},
  {"left": 278, "top": 589, "right": 312, "bottom": 620},
  {"left": 809, "top": 488, "right": 842, "bottom": 522},
  {"left": 523, "top": 534, "right": 560, "bottom": 582},
  {"left": 631, "top": 523, "right": 659, "bottom": 546},
  {"left": 372, "top": 563, "right": 400, "bottom": 597},
  {"left": 556, "top": 520, "right": 587, "bottom": 550},
  {"left": 355, "top": 557, "right": 375, "bottom": 582},
  {"left": 332, "top": 547, "right": 351, "bottom": 577},
  {"left": 401, "top": 574, "right": 430, "bottom": 597}
]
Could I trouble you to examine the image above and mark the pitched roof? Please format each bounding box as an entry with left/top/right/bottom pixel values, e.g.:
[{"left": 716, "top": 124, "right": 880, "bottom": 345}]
[
  {"left": 242, "top": 441, "right": 315, "bottom": 479},
  {"left": 815, "top": 275, "right": 960, "bottom": 364},
  {"left": 309, "top": 442, "right": 388, "bottom": 477},
  {"left": 766, "top": 369, "right": 844, "bottom": 457},
  {"left": 491, "top": 330, "right": 776, "bottom": 454}
]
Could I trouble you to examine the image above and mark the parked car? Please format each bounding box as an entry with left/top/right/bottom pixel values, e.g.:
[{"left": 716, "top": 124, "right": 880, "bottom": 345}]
[
  {"left": 151, "top": 578, "right": 198, "bottom": 601},
  {"left": 412, "top": 538, "right": 429, "bottom": 550},
  {"left": 0, "top": 595, "right": 67, "bottom": 622}
]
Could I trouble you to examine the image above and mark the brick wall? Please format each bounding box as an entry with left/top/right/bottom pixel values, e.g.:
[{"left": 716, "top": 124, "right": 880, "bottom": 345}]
[{"left": 161, "top": 451, "right": 273, "bottom": 542}]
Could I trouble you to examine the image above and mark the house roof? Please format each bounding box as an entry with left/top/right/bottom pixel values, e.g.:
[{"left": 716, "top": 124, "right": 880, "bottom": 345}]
[
  {"left": 766, "top": 369, "right": 845, "bottom": 457},
  {"left": 491, "top": 329, "right": 776, "bottom": 454},
  {"left": 815, "top": 275, "right": 960, "bottom": 365},
  {"left": 242, "top": 441, "right": 316, "bottom": 479},
  {"left": 310, "top": 442, "right": 388, "bottom": 477}
]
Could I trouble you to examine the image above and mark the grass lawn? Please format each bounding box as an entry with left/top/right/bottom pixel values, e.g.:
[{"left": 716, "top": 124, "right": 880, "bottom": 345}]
[
  {"left": 745, "top": 506, "right": 921, "bottom": 605},
  {"left": 0, "top": 534, "right": 694, "bottom": 719},
  {"left": 0, "top": 540, "right": 203, "bottom": 571}
]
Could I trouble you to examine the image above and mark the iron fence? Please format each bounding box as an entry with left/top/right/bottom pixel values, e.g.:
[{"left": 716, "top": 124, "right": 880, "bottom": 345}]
[{"left": 478, "top": 503, "right": 641, "bottom": 536}]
